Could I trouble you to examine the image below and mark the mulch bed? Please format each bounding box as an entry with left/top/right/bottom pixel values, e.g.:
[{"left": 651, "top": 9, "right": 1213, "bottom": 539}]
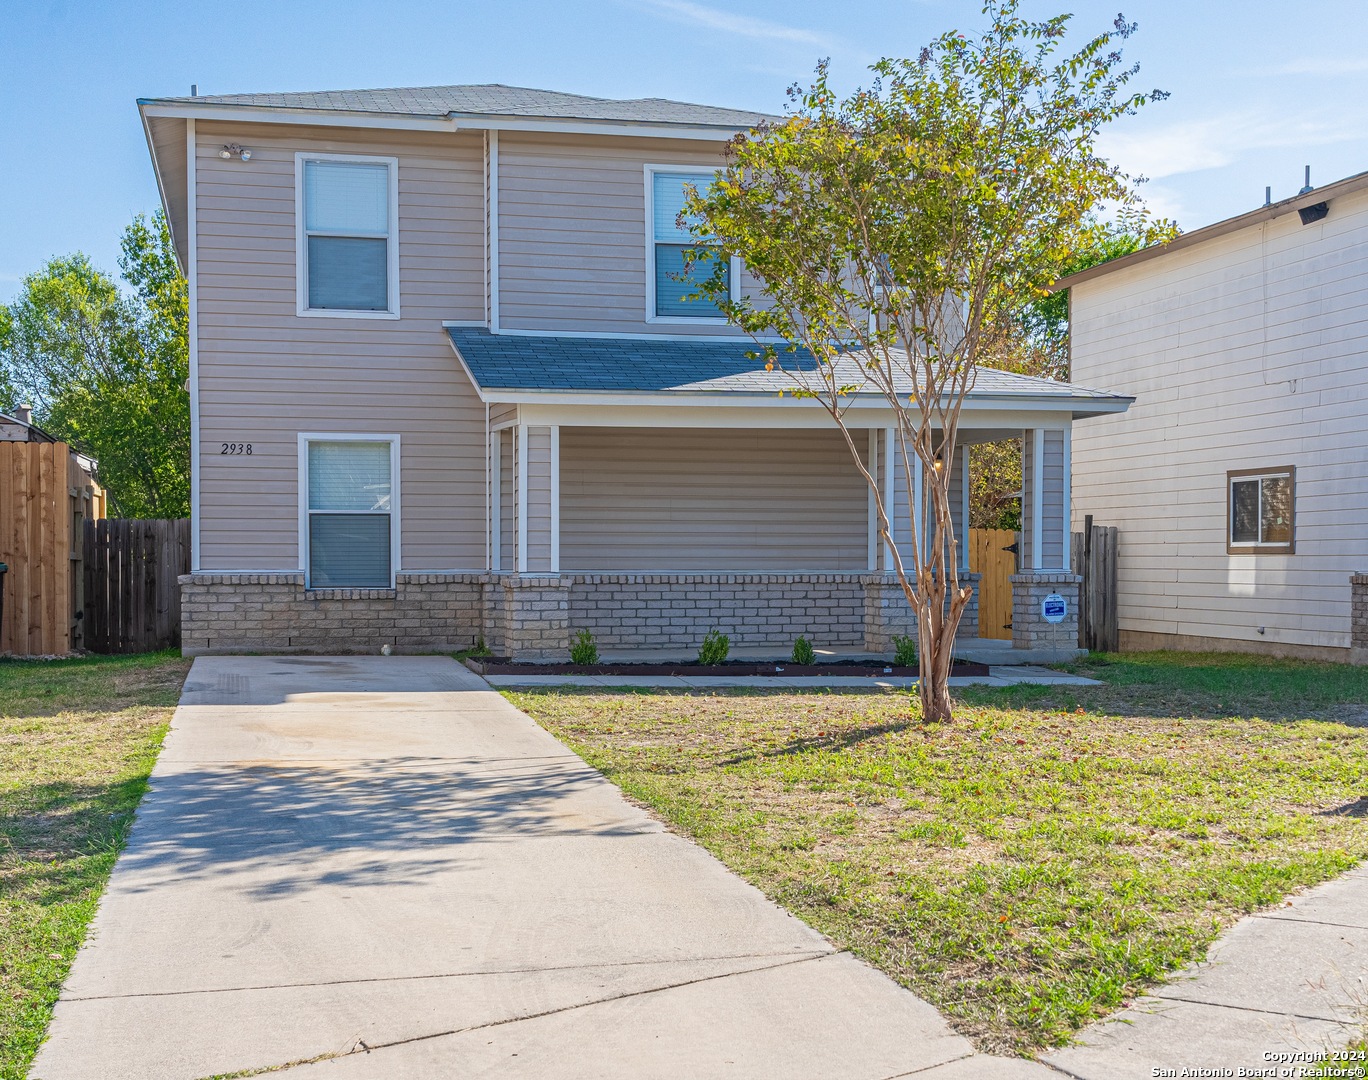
[{"left": 465, "top": 657, "right": 991, "bottom": 677}]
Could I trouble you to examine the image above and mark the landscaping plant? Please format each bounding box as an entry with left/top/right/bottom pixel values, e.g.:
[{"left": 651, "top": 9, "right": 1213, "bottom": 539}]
[
  {"left": 685, "top": 1, "right": 1171, "bottom": 721},
  {"left": 892, "top": 634, "right": 918, "bottom": 668},
  {"left": 791, "top": 636, "right": 816, "bottom": 666},
  {"left": 697, "top": 630, "right": 730, "bottom": 666},
  {"left": 569, "top": 629, "right": 600, "bottom": 666}
]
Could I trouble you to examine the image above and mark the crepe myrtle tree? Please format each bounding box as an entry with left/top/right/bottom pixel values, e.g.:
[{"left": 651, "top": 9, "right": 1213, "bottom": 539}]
[{"left": 683, "top": 1, "right": 1168, "bottom": 723}]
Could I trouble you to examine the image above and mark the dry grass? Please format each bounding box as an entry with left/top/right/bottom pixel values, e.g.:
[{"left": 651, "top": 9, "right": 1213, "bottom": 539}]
[
  {"left": 0, "top": 651, "right": 190, "bottom": 1080},
  {"left": 509, "top": 653, "right": 1368, "bottom": 1055}
]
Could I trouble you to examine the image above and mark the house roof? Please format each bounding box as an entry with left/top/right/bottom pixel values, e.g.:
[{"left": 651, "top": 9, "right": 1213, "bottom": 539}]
[
  {"left": 444, "top": 328, "right": 1132, "bottom": 417},
  {"left": 1053, "top": 167, "right": 1368, "bottom": 291},
  {"left": 139, "top": 83, "right": 775, "bottom": 130}
]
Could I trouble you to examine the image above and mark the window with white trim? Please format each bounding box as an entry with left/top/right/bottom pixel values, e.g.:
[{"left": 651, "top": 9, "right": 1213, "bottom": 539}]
[
  {"left": 1228, "top": 467, "right": 1294, "bottom": 554},
  {"left": 305, "top": 439, "right": 397, "bottom": 587},
  {"left": 298, "top": 156, "right": 397, "bottom": 315},
  {"left": 648, "top": 169, "right": 730, "bottom": 319}
]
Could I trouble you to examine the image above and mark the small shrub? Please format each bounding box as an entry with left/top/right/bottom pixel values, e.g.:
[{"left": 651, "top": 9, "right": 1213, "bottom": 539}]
[
  {"left": 471, "top": 635, "right": 491, "bottom": 658},
  {"left": 569, "top": 630, "right": 600, "bottom": 666},
  {"left": 892, "top": 634, "right": 918, "bottom": 668},
  {"left": 791, "top": 636, "right": 816, "bottom": 666},
  {"left": 698, "top": 629, "right": 730, "bottom": 666}
]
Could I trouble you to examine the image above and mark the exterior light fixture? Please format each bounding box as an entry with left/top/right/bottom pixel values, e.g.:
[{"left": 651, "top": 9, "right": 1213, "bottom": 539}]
[{"left": 219, "top": 144, "right": 251, "bottom": 161}]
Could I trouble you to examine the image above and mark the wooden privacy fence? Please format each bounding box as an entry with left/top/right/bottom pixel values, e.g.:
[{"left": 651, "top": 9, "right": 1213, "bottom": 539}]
[
  {"left": 83, "top": 519, "right": 190, "bottom": 654},
  {"left": 0, "top": 441, "right": 104, "bottom": 655},
  {"left": 969, "top": 527, "right": 1016, "bottom": 640},
  {"left": 1072, "top": 517, "right": 1119, "bottom": 652}
]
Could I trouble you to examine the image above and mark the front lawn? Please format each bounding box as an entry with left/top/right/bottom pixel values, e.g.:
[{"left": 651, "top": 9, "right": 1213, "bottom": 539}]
[
  {"left": 0, "top": 651, "right": 190, "bottom": 1080},
  {"left": 508, "top": 651, "right": 1368, "bottom": 1056}
]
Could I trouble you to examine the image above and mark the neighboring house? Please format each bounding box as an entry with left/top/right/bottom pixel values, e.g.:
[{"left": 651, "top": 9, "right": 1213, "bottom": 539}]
[
  {"left": 138, "top": 83, "right": 1130, "bottom": 659},
  {"left": 1060, "top": 169, "right": 1368, "bottom": 663}
]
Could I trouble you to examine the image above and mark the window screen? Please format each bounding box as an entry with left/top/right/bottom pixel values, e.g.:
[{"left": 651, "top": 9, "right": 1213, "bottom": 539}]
[
  {"left": 1228, "top": 469, "right": 1294, "bottom": 553},
  {"left": 307, "top": 440, "right": 393, "bottom": 587},
  {"left": 303, "top": 160, "right": 391, "bottom": 312},
  {"left": 652, "top": 172, "right": 728, "bottom": 318}
]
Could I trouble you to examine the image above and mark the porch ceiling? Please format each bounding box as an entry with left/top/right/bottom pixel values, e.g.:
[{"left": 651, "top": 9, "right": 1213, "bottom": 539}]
[{"left": 446, "top": 327, "right": 1132, "bottom": 419}]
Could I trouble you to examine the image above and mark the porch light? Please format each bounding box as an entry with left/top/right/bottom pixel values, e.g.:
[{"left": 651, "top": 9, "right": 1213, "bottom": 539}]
[{"left": 219, "top": 144, "right": 251, "bottom": 161}]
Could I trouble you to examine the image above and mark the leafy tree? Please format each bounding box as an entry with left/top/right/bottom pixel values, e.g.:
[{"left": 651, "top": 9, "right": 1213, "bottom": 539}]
[
  {"left": 0, "top": 211, "right": 189, "bottom": 517},
  {"left": 687, "top": 2, "right": 1167, "bottom": 722}
]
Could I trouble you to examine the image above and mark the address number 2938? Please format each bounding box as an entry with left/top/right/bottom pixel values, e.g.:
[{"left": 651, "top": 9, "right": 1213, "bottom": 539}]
[{"left": 220, "top": 443, "right": 252, "bottom": 455}]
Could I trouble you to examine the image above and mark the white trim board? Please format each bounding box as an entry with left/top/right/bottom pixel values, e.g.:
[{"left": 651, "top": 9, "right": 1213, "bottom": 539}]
[
  {"left": 139, "top": 102, "right": 753, "bottom": 141},
  {"left": 187, "top": 119, "right": 201, "bottom": 571}
]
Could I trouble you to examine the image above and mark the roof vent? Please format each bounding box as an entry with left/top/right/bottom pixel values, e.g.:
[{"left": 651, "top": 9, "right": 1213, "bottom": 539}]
[
  {"left": 190, "top": 83, "right": 199, "bottom": 97},
  {"left": 1299, "top": 165, "right": 1313, "bottom": 194},
  {"left": 14, "top": 405, "right": 31, "bottom": 425}
]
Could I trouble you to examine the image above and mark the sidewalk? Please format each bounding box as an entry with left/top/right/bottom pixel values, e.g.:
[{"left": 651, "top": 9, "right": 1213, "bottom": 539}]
[{"left": 1045, "top": 865, "right": 1368, "bottom": 1078}]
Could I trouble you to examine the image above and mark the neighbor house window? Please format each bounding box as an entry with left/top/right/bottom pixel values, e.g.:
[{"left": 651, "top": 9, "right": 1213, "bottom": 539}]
[
  {"left": 1228, "top": 466, "right": 1295, "bottom": 554},
  {"left": 303, "top": 437, "right": 398, "bottom": 587},
  {"left": 297, "top": 155, "right": 398, "bottom": 316},
  {"left": 648, "top": 169, "right": 731, "bottom": 319}
]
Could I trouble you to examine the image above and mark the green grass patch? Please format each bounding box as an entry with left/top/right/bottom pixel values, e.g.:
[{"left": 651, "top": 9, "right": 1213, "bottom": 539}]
[
  {"left": 0, "top": 651, "right": 190, "bottom": 1080},
  {"left": 507, "top": 652, "right": 1368, "bottom": 1056}
]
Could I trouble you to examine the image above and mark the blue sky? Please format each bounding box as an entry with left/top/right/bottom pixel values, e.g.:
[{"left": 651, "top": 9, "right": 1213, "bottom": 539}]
[{"left": 3, "top": 0, "right": 1366, "bottom": 300}]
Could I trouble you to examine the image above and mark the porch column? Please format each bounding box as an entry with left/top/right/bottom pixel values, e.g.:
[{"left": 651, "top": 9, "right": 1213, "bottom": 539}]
[
  {"left": 1012, "top": 425, "right": 1081, "bottom": 656},
  {"left": 501, "top": 423, "right": 570, "bottom": 661},
  {"left": 946, "top": 443, "right": 980, "bottom": 640}
]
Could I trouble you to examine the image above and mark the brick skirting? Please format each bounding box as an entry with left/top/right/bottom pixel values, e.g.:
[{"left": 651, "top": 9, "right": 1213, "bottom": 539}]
[
  {"left": 1353, "top": 573, "right": 1368, "bottom": 666},
  {"left": 180, "top": 569, "right": 986, "bottom": 660}
]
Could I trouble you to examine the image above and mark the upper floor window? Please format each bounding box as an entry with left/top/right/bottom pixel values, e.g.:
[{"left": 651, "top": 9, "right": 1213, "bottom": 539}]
[
  {"left": 1228, "top": 466, "right": 1295, "bottom": 554},
  {"left": 296, "top": 154, "right": 399, "bottom": 318},
  {"left": 647, "top": 168, "right": 733, "bottom": 321}
]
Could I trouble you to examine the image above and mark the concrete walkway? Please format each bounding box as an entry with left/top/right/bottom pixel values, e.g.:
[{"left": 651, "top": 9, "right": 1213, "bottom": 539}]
[
  {"left": 1045, "top": 864, "right": 1368, "bottom": 1078},
  {"left": 32, "top": 655, "right": 1044, "bottom": 1080}
]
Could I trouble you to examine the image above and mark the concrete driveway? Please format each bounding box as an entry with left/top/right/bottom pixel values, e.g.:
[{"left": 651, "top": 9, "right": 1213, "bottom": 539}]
[{"left": 31, "top": 656, "right": 1043, "bottom": 1079}]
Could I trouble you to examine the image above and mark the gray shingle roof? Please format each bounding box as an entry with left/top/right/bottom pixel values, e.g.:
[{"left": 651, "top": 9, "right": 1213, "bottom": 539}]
[
  {"left": 445, "top": 328, "right": 1129, "bottom": 405},
  {"left": 145, "top": 83, "right": 774, "bottom": 128}
]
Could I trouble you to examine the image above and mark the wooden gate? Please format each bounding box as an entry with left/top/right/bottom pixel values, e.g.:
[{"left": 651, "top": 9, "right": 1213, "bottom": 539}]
[
  {"left": 1071, "top": 517, "right": 1119, "bottom": 652},
  {"left": 82, "top": 519, "right": 190, "bottom": 653},
  {"left": 969, "top": 527, "right": 1016, "bottom": 640}
]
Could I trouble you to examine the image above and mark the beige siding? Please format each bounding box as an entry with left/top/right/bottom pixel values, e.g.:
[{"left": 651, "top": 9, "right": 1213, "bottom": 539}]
[
  {"left": 1069, "top": 185, "right": 1368, "bottom": 651},
  {"left": 193, "top": 120, "right": 486, "bottom": 571},
  {"left": 498, "top": 133, "right": 752, "bottom": 335},
  {"left": 524, "top": 426, "right": 554, "bottom": 571},
  {"left": 490, "top": 403, "right": 519, "bottom": 427},
  {"left": 560, "top": 428, "right": 869, "bottom": 571}
]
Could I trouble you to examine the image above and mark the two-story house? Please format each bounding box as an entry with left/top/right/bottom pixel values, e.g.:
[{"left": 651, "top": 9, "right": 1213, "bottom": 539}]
[
  {"left": 1061, "top": 168, "right": 1368, "bottom": 663},
  {"left": 138, "top": 83, "right": 1129, "bottom": 659}
]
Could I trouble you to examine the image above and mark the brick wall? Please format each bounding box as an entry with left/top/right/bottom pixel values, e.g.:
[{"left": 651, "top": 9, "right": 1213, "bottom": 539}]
[
  {"left": 181, "top": 570, "right": 983, "bottom": 659},
  {"left": 1010, "top": 572, "right": 1082, "bottom": 651},
  {"left": 179, "top": 573, "right": 486, "bottom": 654},
  {"left": 564, "top": 574, "right": 869, "bottom": 651}
]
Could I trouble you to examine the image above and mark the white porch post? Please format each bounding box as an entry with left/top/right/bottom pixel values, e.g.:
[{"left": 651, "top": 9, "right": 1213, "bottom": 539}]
[
  {"left": 960, "top": 445, "right": 970, "bottom": 571},
  {"left": 867, "top": 429, "right": 878, "bottom": 572},
  {"left": 912, "top": 445, "right": 924, "bottom": 556},
  {"left": 516, "top": 424, "right": 528, "bottom": 573},
  {"left": 490, "top": 430, "right": 501, "bottom": 571},
  {"left": 883, "top": 428, "right": 894, "bottom": 573},
  {"left": 1031, "top": 427, "right": 1044, "bottom": 571},
  {"left": 549, "top": 425, "right": 560, "bottom": 573},
  {"left": 1061, "top": 425, "right": 1072, "bottom": 572}
]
